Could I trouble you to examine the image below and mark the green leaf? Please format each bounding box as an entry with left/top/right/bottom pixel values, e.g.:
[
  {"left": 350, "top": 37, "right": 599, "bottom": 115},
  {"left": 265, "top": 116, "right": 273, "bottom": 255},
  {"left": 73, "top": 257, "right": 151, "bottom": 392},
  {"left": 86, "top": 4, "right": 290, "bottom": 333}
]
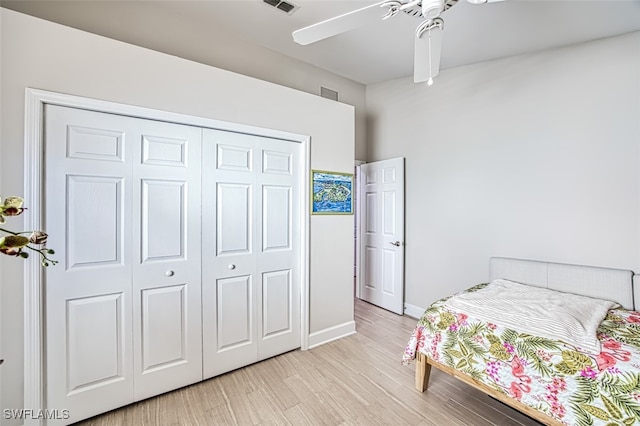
[
  {"left": 529, "top": 355, "right": 554, "bottom": 378},
  {"left": 606, "top": 392, "right": 640, "bottom": 418},
  {"left": 571, "top": 403, "right": 595, "bottom": 426},
  {"left": 514, "top": 342, "right": 553, "bottom": 377},
  {"left": 571, "top": 376, "right": 598, "bottom": 405},
  {"left": 462, "top": 339, "right": 487, "bottom": 358},
  {"left": 582, "top": 404, "right": 610, "bottom": 421},
  {"left": 602, "top": 395, "right": 623, "bottom": 419},
  {"left": 418, "top": 305, "right": 442, "bottom": 328},
  {"left": 442, "top": 331, "right": 458, "bottom": 368},
  {"left": 448, "top": 349, "right": 463, "bottom": 359},
  {"left": 461, "top": 367, "right": 483, "bottom": 382},
  {"left": 459, "top": 322, "right": 487, "bottom": 339},
  {"left": 459, "top": 344, "right": 469, "bottom": 357},
  {"left": 455, "top": 359, "right": 468, "bottom": 369},
  {"left": 520, "top": 335, "right": 562, "bottom": 351},
  {"left": 600, "top": 372, "right": 640, "bottom": 396},
  {"left": 605, "top": 312, "right": 624, "bottom": 323},
  {"left": 437, "top": 312, "right": 456, "bottom": 330},
  {"left": 486, "top": 333, "right": 500, "bottom": 344},
  {"left": 489, "top": 343, "right": 511, "bottom": 361},
  {"left": 561, "top": 350, "right": 592, "bottom": 371},
  {"left": 556, "top": 361, "right": 579, "bottom": 375},
  {"left": 501, "top": 328, "right": 518, "bottom": 344}
]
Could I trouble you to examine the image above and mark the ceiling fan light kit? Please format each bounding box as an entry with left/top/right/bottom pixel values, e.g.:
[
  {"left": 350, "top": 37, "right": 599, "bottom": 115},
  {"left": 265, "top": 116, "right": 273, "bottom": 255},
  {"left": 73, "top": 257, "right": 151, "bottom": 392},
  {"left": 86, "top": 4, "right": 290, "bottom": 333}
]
[
  {"left": 421, "top": 0, "right": 445, "bottom": 20},
  {"left": 292, "top": 0, "right": 505, "bottom": 85}
]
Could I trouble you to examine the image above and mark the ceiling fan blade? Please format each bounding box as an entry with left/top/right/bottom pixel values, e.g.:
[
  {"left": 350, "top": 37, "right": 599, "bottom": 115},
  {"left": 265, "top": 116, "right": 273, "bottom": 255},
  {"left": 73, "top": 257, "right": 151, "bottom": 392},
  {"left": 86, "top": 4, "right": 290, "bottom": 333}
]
[
  {"left": 414, "top": 23, "right": 443, "bottom": 83},
  {"left": 293, "top": 1, "right": 390, "bottom": 45},
  {"left": 467, "top": 0, "right": 507, "bottom": 4}
]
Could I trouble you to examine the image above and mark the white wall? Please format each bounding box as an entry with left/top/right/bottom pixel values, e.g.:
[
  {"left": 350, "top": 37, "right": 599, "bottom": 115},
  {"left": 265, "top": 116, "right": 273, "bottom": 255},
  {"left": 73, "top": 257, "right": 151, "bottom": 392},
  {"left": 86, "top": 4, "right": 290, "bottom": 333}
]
[
  {"left": 0, "top": 0, "right": 368, "bottom": 161},
  {"left": 366, "top": 31, "right": 640, "bottom": 312},
  {"left": 0, "top": 9, "right": 355, "bottom": 423}
]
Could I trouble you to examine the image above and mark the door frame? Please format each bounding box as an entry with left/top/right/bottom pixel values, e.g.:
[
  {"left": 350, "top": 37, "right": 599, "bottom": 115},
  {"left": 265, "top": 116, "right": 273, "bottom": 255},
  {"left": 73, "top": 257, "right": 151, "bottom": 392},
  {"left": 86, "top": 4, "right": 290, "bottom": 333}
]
[
  {"left": 22, "top": 88, "right": 312, "bottom": 424},
  {"left": 353, "top": 160, "right": 366, "bottom": 300}
]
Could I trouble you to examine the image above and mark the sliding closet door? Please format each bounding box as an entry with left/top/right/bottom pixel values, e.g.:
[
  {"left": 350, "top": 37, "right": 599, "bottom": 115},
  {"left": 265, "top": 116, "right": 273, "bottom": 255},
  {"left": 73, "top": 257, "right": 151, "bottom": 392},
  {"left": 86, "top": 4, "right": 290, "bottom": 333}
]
[
  {"left": 202, "top": 129, "right": 301, "bottom": 378},
  {"left": 44, "top": 105, "right": 203, "bottom": 423}
]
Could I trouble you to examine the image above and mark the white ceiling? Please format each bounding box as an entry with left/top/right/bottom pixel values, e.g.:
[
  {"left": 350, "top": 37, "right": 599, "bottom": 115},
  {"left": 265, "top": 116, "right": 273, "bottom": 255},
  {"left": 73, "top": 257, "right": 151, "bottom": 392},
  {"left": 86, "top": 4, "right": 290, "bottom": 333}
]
[{"left": 3, "top": 0, "right": 640, "bottom": 85}]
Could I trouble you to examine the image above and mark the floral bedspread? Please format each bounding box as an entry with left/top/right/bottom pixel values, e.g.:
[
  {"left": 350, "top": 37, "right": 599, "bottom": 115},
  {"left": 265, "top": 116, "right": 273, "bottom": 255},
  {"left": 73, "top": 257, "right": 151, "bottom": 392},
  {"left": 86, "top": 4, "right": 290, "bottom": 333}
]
[{"left": 403, "top": 284, "right": 640, "bottom": 425}]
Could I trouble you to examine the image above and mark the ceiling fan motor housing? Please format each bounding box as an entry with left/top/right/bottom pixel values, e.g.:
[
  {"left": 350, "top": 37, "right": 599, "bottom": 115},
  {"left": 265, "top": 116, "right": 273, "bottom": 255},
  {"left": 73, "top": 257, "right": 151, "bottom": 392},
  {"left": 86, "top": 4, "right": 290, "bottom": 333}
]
[{"left": 421, "top": 0, "right": 445, "bottom": 19}]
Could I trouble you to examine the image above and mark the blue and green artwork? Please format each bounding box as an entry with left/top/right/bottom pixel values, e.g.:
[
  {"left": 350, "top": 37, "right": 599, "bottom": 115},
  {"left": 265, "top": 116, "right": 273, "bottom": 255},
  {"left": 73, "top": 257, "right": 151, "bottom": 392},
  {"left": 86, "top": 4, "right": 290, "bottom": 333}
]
[{"left": 312, "top": 171, "right": 353, "bottom": 214}]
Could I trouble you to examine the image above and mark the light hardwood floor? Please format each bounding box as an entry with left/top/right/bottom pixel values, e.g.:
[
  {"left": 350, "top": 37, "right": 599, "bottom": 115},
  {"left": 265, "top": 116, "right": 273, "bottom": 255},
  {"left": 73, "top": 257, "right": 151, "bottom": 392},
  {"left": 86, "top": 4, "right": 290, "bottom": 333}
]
[{"left": 78, "top": 299, "right": 542, "bottom": 426}]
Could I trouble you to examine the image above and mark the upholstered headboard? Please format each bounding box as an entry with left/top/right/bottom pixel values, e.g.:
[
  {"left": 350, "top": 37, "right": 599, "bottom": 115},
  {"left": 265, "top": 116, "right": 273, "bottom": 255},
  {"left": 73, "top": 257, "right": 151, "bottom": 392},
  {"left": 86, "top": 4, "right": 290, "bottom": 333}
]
[{"left": 489, "top": 257, "right": 636, "bottom": 310}]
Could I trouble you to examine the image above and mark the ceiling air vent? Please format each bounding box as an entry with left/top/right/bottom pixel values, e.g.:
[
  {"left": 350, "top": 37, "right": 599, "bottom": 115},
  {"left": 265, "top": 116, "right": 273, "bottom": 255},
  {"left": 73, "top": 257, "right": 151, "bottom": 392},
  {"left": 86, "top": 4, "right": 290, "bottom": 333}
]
[
  {"left": 263, "top": 0, "right": 299, "bottom": 15},
  {"left": 320, "top": 87, "right": 339, "bottom": 102}
]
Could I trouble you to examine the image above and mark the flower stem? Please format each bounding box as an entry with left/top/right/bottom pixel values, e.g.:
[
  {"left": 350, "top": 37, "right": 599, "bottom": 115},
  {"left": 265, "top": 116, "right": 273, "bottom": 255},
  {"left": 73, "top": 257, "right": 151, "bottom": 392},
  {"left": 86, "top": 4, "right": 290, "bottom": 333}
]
[
  {"left": 0, "top": 227, "right": 20, "bottom": 236},
  {"left": 24, "top": 244, "right": 58, "bottom": 266}
]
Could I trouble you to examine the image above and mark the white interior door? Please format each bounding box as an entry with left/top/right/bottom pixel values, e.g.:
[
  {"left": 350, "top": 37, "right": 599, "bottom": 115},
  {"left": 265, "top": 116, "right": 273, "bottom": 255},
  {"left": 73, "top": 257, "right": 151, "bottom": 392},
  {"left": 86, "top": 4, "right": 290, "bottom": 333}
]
[
  {"left": 358, "top": 158, "right": 405, "bottom": 315},
  {"left": 44, "top": 105, "right": 203, "bottom": 423},
  {"left": 202, "top": 129, "right": 301, "bottom": 379}
]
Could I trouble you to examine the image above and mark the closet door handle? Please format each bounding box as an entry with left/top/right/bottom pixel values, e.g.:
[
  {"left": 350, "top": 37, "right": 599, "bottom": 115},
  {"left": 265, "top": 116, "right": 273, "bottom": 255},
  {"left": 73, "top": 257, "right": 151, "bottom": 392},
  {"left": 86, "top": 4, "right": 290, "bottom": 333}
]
[
  {"left": 389, "top": 241, "right": 401, "bottom": 247},
  {"left": 228, "top": 264, "right": 236, "bottom": 270},
  {"left": 165, "top": 270, "right": 175, "bottom": 277}
]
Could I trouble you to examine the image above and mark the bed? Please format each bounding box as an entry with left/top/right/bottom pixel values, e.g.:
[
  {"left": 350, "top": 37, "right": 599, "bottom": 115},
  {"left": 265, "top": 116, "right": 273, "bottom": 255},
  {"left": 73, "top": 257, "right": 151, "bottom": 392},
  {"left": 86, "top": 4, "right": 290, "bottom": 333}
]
[{"left": 403, "top": 257, "right": 640, "bottom": 426}]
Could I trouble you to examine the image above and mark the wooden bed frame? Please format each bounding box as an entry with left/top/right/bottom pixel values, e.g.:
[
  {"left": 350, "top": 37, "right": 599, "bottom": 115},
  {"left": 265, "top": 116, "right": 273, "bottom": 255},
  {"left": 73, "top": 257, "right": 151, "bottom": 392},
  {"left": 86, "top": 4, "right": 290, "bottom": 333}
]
[
  {"left": 412, "top": 257, "right": 638, "bottom": 426},
  {"left": 415, "top": 352, "right": 563, "bottom": 425}
]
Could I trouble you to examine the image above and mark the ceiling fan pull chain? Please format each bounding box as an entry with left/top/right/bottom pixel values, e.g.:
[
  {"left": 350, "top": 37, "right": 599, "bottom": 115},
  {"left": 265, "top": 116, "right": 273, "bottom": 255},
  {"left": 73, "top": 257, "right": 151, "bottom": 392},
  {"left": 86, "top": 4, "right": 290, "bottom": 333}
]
[{"left": 415, "top": 18, "right": 442, "bottom": 85}]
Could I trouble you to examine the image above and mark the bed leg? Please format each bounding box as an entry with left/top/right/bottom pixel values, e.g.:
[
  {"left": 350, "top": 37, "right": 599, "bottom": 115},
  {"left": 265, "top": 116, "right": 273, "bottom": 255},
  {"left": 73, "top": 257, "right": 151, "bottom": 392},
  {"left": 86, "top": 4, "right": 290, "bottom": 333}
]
[{"left": 415, "top": 352, "right": 431, "bottom": 392}]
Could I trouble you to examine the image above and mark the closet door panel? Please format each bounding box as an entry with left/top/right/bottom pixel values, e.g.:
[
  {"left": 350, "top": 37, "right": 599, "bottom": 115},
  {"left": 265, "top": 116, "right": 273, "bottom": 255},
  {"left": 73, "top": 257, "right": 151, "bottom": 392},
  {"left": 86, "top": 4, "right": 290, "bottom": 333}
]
[
  {"left": 66, "top": 293, "right": 126, "bottom": 393},
  {"left": 140, "top": 179, "right": 186, "bottom": 261},
  {"left": 132, "top": 122, "right": 202, "bottom": 401},
  {"left": 262, "top": 269, "right": 293, "bottom": 338},
  {"left": 45, "top": 105, "right": 204, "bottom": 423},
  {"left": 45, "top": 105, "right": 134, "bottom": 425},
  {"left": 202, "top": 130, "right": 258, "bottom": 379},
  {"left": 140, "top": 285, "right": 188, "bottom": 372},
  {"left": 202, "top": 129, "right": 301, "bottom": 376},
  {"left": 256, "top": 138, "right": 301, "bottom": 360}
]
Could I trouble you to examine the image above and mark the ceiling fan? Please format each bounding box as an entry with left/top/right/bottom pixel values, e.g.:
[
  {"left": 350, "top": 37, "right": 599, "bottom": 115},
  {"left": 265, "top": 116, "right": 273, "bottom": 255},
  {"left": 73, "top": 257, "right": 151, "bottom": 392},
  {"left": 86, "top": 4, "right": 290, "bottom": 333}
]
[{"left": 292, "top": 0, "right": 506, "bottom": 85}]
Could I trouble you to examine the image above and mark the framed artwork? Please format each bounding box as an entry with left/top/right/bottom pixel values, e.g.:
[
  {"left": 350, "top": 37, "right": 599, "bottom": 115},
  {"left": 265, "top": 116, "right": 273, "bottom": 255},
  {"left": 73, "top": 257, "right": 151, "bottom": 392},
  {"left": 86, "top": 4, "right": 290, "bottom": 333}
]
[{"left": 311, "top": 170, "right": 353, "bottom": 215}]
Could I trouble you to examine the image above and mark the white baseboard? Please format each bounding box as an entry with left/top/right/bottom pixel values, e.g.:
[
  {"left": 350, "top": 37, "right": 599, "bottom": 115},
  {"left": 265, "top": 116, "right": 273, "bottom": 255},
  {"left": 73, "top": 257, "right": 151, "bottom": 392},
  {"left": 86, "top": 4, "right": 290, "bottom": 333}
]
[
  {"left": 403, "top": 303, "right": 425, "bottom": 319},
  {"left": 307, "top": 320, "right": 356, "bottom": 349}
]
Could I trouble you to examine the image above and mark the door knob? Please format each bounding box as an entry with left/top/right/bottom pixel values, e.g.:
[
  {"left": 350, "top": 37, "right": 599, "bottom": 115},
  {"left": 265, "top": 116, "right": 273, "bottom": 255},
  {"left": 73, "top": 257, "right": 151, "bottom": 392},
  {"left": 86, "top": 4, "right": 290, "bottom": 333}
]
[{"left": 389, "top": 241, "right": 401, "bottom": 247}]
